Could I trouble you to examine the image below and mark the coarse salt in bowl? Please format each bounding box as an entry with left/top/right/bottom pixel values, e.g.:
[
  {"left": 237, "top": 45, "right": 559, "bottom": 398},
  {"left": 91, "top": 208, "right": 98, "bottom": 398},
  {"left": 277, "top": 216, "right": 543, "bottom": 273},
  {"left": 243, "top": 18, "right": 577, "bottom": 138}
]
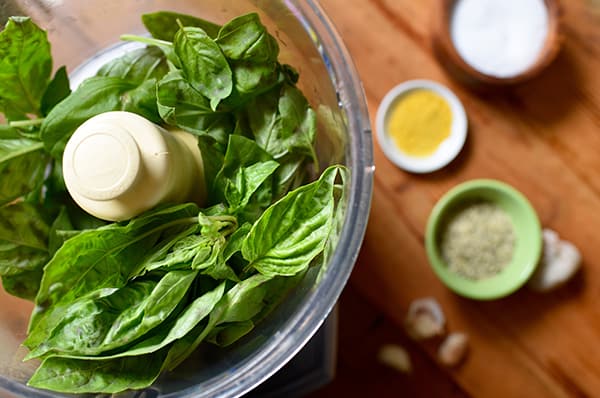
[{"left": 432, "top": 0, "right": 562, "bottom": 86}]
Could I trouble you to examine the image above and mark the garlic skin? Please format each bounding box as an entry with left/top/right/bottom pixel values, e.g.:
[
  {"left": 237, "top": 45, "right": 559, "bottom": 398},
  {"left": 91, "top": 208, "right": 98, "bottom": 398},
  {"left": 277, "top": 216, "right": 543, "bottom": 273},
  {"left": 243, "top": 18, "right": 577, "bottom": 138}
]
[
  {"left": 528, "top": 229, "right": 582, "bottom": 292},
  {"left": 438, "top": 332, "right": 469, "bottom": 367},
  {"left": 404, "top": 297, "right": 446, "bottom": 340},
  {"left": 377, "top": 344, "right": 412, "bottom": 374}
]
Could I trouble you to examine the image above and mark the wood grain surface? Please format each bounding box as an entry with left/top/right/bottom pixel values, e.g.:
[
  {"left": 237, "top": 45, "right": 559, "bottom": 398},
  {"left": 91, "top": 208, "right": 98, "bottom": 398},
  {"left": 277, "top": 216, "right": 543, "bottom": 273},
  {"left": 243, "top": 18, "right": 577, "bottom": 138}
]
[
  {"left": 311, "top": 0, "right": 600, "bottom": 397},
  {"left": 2, "top": 1, "right": 599, "bottom": 397}
]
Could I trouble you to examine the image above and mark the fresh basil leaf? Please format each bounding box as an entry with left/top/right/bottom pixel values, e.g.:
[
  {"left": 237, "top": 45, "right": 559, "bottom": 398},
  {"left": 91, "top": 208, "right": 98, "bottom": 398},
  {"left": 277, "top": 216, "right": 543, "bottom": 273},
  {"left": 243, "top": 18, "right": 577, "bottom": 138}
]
[
  {"left": 97, "top": 46, "right": 168, "bottom": 85},
  {"left": 164, "top": 273, "right": 271, "bottom": 370},
  {"left": 232, "top": 60, "right": 280, "bottom": 97},
  {"left": 174, "top": 26, "right": 232, "bottom": 110},
  {"left": 0, "top": 17, "right": 52, "bottom": 117},
  {"left": 223, "top": 222, "right": 251, "bottom": 262},
  {"left": 2, "top": 267, "right": 43, "bottom": 300},
  {"left": 40, "top": 76, "right": 136, "bottom": 158},
  {"left": 252, "top": 271, "right": 306, "bottom": 325},
  {"left": 27, "top": 203, "right": 200, "bottom": 342},
  {"left": 145, "top": 233, "right": 214, "bottom": 272},
  {"left": 142, "top": 11, "right": 221, "bottom": 41},
  {"left": 201, "top": 258, "right": 239, "bottom": 282},
  {"left": 214, "top": 135, "right": 278, "bottom": 212},
  {"left": 197, "top": 136, "right": 225, "bottom": 202},
  {"left": 0, "top": 202, "right": 50, "bottom": 300},
  {"left": 0, "top": 202, "right": 50, "bottom": 251},
  {"left": 28, "top": 270, "right": 197, "bottom": 359},
  {"left": 242, "top": 166, "right": 342, "bottom": 276},
  {"left": 54, "top": 281, "right": 226, "bottom": 360},
  {"left": 216, "top": 13, "right": 279, "bottom": 63},
  {"left": 212, "top": 273, "right": 271, "bottom": 324},
  {"left": 278, "top": 85, "right": 318, "bottom": 162},
  {"left": 194, "top": 216, "right": 238, "bottom": 280},
  {"left": 47, "top": 206, "right": 73, "bottom": 255},
  {"left": 319, "top": 169, "right": 349, "bottom": 281},
  {"left": 40, "top": 66, "right": 71, "bottom": 116},
  {"left": 142, "top": 213, "right": 236, "bottom": 274},
  {"left": 0, "top": 138, "right": 47, "bottom": 205},
  {"left": 228, "top": 161, "right": 279, "bottom": 214},
  {"left": 0, "top": 124, "right": 20, "bottom": 139},
  {"left": 134, "top": 223, "right": 198, "bottom": 275},
  {"left": 27, "top": 348, "right": 169, "bottom": 394},
  {"left": 120, "top": 78, "right": 162, "bottom": 123},
  {"left": 248, "top": 83, "right": 317, "bottom": 163},
  {"left": 0, "top": 241, "right": 48, "bottom": 276},
  {"left": 206, "top": 320, "right": 254, "bottom": 347},
  {"left": 272, "top": 154, "right": 307, "bottom": 199},
  {"left": 156, "top": 70, "right": 234, "bottom": 143}
]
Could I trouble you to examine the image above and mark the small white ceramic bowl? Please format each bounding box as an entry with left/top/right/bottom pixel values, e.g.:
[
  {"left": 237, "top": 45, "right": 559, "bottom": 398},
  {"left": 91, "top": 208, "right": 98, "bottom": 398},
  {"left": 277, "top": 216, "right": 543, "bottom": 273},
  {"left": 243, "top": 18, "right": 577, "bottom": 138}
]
[{"left": 376, "top": 79, "right": 467, "bottom": 173}]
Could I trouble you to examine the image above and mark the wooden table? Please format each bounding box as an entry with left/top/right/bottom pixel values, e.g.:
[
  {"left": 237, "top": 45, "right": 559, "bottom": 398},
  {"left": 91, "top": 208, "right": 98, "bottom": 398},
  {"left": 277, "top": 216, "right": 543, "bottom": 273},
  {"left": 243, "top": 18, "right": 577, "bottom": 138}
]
[{"left": 310, "top": 0, "right": 600, "bottom": 397}]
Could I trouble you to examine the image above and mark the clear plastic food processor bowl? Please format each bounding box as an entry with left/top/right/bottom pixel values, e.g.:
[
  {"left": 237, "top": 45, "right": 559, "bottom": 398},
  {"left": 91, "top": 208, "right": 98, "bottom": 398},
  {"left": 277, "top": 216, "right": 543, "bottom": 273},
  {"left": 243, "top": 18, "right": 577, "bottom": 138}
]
[{"left": 0, "top": 1, "right": 373, "bottom": 396}]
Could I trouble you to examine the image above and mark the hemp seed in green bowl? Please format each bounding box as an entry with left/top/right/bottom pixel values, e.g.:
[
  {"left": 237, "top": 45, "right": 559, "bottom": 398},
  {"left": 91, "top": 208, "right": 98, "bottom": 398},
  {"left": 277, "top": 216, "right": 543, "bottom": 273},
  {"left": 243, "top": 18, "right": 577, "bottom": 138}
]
[{"left": 425, "top": 179, "right": 542, "bottom": 300}]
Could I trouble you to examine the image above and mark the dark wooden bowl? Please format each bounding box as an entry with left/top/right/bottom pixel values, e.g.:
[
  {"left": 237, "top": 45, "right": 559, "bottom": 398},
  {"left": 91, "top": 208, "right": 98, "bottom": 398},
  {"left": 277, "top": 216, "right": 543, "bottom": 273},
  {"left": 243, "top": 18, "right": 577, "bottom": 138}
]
[{"left": 432, "top": 0, "right": 563, "bottom": 88}]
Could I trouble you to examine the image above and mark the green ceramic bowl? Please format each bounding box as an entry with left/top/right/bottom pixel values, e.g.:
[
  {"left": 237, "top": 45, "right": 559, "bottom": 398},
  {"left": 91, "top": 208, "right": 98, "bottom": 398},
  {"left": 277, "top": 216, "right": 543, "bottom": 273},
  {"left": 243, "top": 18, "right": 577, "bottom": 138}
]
[{"left": 425, "top": 179, "right": 542, "bottom": 300}]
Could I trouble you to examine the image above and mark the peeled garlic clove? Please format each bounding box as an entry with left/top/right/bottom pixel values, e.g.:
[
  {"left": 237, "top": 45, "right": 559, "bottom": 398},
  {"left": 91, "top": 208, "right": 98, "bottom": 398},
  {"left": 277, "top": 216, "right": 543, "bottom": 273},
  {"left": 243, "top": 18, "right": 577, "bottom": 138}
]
[
  {"left": 404, "top": 297, "right": 445, "bottom": 340},
  {"left": 528, "top": 229, "right": 582, "bottom": 292},
  {"left": 438, "top": 332, "right": 469, "bottom": 367},
  {"left": 377, "top": 344, "right": 412, "bottom": 374}
]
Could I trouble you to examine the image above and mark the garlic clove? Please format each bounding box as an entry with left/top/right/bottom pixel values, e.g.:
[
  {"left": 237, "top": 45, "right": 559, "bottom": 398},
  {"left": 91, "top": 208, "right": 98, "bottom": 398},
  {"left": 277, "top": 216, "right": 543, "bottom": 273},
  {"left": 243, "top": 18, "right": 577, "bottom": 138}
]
[
  {"left": 377, "top": 344, "right": 412, "bottom": 374},
  {"left": 528, "top": 229, "right": 582, "bottom": 292},
  {"left": 404, "top": 297, "right": 446, "bottom": 340},
  {"left": 438, "top": 332, "right": 469, "bottom": 367}
]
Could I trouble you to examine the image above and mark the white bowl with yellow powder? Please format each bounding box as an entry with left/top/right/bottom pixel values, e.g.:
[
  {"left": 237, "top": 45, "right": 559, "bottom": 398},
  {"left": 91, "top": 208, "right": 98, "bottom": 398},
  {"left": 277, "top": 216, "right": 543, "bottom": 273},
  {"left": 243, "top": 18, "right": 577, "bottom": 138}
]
[{"left": 376, "top": 79, "right": 467, "bottom": 173}]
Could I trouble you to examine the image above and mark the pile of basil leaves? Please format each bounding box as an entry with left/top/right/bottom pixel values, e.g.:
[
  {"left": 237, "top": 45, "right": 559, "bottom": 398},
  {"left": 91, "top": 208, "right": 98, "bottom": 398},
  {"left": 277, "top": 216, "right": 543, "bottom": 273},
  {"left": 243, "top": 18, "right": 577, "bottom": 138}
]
[{"left": 0, "top": 11, "right": 347, "bottom": 393}]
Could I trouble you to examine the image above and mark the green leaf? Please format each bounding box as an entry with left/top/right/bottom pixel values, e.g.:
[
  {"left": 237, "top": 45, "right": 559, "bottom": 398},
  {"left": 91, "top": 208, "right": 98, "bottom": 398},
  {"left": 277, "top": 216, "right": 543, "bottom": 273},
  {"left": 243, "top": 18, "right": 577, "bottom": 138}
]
[
  {"left": 0, "top": 203, "right": 51, "bottom": 301},
  {"left": 27, "top": 348, "right": 169, "bottom": 394},
  {"left": 231, "top": 60, "right": 280, "bottom": 97},
  {"left": 272, "top": 154, "right": 307, "bottom": 199},
  {"left": 146, "top": 234, "right": 214, "bottom": 272},
  {"left": 120, "top": 78, "right": 162, "bottom": 123},
  {"left": 0, "top": 202, "right": 50, "bottom": 251},
  {"left": 0, "top": 17, "right": 52, "bottom": 117},
  {"left": 197, "top": 135, "right": 225, "bottom": 201},
  {"left": 213, "top": 273, "right": 271, "bottom": 324},
  {"left": 248, "top": 83, "right": 317, "bottom": 163},
  {"left": 174, "top": 26, "right": 232, "bottom": 110},
  {"left": 97, "top": 46, "right": 168, "bottom": 85},
  {"left": 206, "top": 320, "right": 254, "bottom": 347},
  {"left": 2, "top": 267, "right": 43, "bottom": 300},
  {"left": 142, "top": 11, "right": 221, "bottom": 41},
  {"left": 28, "top": 270, "right": 197, "bottom": 358},
  {"left": 47, "top": 206, "right": 73, "bottom": 256},
  {"left": 156, "top": 70, "right": 234, "bottom": 143},
  {"left": 223, "top": 222, "right": 251, "bottom": 262},
  {"left": 0, "top": 138, "right": 48, "bottom": 205},
  {"left": 41, "top": 66, "right": 71, "bottom": 116},
  {"left": 214, "top": 135, "right": 278, "bottom": 212},
  {"left": 0, "top": 124, "right": 20, "bottom": 139},
  {"left": 319, "top": 169, "right": 349, "bottom": 281},
  {"left": 0, "top": 241, "right": 48, "bottom": 276},
  {"left": 216, "top": 13, "right": 279, "bottom": 63},
  {"left": 40, "top": 76, "right": 136, "bottom": 158},
  {"left": 242, "top": 166, "right": 342, "bottom": 276},
  {"left": 26, "top": 204, "right": 199, "bottom": 345},
  {"left": 164, "top": 273, "right": 271, "bottom": 370},
  {"left": 49, "top": 281, "right": 226, "bottom": 360}
]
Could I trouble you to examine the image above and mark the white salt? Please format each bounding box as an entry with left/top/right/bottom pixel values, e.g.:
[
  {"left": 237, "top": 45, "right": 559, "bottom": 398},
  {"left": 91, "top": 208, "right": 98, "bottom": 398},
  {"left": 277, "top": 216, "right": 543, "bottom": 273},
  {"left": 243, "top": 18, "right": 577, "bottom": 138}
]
[{"left": 450, "top": 0, "right": 549, "bottom": 78}]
